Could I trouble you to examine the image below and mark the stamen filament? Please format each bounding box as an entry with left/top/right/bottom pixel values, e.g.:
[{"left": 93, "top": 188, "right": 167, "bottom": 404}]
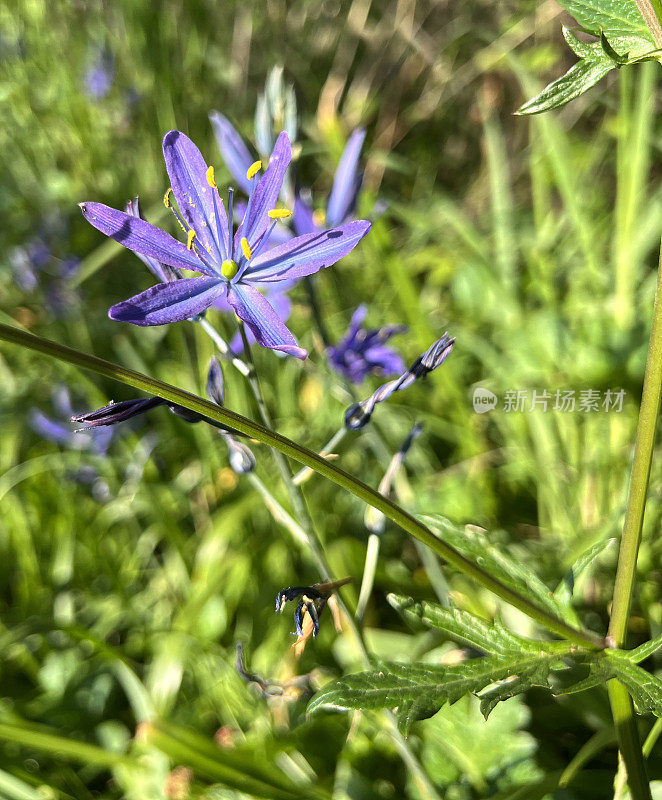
[
  {"left": 228, "top": 188, "right": 234, "bottom": 257},
  {"left": 248, "top": 220, "right": 277, "bottom": 262},
  {"left": 168, "top": 203, "right": 189, "bottom": 235},
  {"left": 210, "top": 183, "right": 229, "bottom": 261}
]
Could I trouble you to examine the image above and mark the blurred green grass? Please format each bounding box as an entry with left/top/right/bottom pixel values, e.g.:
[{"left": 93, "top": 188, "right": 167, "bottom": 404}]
[{"left": 1, "top": 0, "right": 662, "bottom": 797}]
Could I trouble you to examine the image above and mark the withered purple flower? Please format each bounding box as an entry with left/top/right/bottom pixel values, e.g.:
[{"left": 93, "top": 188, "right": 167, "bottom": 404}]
[
  {"left": 327, "top": 304, "right": 405, "bottom": 383},
  {"left": 72, "top": 397, "right": 171, "bottom": 427},
  {"left": 81, "top": 131, "right": 370, "bottom": 359},
  {"left": 276, "top": 577, "right": 352, "bottom": 638},
  {"left": 31, "top": 385, "right": 114, "bottom": 454},
  {"left": 344, "top": 333, "right": 455, "bottom": 430}
]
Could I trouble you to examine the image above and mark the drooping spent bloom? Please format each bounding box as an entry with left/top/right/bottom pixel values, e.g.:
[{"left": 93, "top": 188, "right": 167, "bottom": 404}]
[
  {"left": 73, "top": 361, "right": 254, "bottom": 473},
  {"left": 72, "top": 393, "right": 241, "bottom": 435},
  {"left": 31, "top": 385, "right": 114, "bottom": 455},
  {"left": 327, "top": 304, "right": 406, "bottom": 383},
  {"left": 344, "top": 333, "right": 455, "bottom": 430},
  {"left": 80, "top": 131, "right": 370, "bottom": 359},
  {"left": 84, "top": 50, "right": 114, "bottom": 100},
  {"left": 276, "top": 577, "right": 352, "bottom": 639},
  {"left": 293, "top": 128, "right": 366, "bottom": 236}
]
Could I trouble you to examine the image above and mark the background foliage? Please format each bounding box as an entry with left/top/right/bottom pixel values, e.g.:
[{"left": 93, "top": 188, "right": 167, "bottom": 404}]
[{"left": 1, "top": 0, "right": 661, "bottom": 798}]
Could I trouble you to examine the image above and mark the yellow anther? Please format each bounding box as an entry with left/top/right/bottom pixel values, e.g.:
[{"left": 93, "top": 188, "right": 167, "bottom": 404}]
[
  {"left": 187, "top": 229, "right": 196, "bottom": 250},
  {"left": 312, "top": 208, "right": 326, "bottom": 227},
  {"left": 268, "top": 208, "right": 292, "bottom": 219},
  {"left": 246, "top": 160, "right": 262, "bottom": 180},
  {"left": 221, "top": 259, "right": 239, "bottom": 279},
  {"left": 206, "top": 166, "right": 216, "bottom": 188},
  {"left": 163, "top": 187, "right": 172, "bottom": 208},
  {"left": 240, "top": 237, "right": 252, "bottom": 260}
]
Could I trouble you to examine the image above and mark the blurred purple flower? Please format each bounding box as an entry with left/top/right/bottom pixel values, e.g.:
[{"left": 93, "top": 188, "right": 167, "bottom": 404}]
[
  {"left": 293, "top": 128, "right": 366, "bottom": 236},
  {"left": 327, "top": 304, "right": 405, "bottom": 384},
  {"left": 344, "top": 333, "right": 455, "bottom": 429},
  {"left": 209, "top": 112, "right": 256, "bottom": 194},
  {"left": 80, "top": 130, "right": 370, "bottom": 359},
  {"left": 84, "top": 51, "right": 114, "bottom": 100}
]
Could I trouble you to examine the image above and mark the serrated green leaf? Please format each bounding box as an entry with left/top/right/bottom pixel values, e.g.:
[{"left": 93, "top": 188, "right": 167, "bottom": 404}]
[
  {"left": 420, "top": 516, "right": 564, "bottom": 618},
  {"left": 621, "top": 632, "right": 662, "bottom": 664},
  {"left": 554, "top": 539, "right": 615, "bottom": 605},
  {"left": 561, "top": 652, "right": 662, "bottom": 716},
  {"left": 387, "top": 594, "right": 546, "bottom": 655},
  {"left": 519, "top": 28, "right": 656, "bottom": 115},
  {"left": 308, "top": 649, "right": 578, "bottom": 735},
  {"left": 606, "top": 652, "right": 662, "bottom": 716},
  {"left": 479, "top": 659, "right": 553, "bottom": 719},
  {"left": 558, "top": 0, "right": 653, "bottom": 41},
  {"left": 517, "top": 55, "right": 615, "bottom": 115}
]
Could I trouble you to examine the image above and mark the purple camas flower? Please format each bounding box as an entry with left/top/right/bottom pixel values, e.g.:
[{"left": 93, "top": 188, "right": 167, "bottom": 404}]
[
  {"left": 344, "top": 333, "right": 456, "bottom": 430},
  {"left": 293, "top": 128, "right": 366, "bottom": 236},
  {"left": 80, "top": 131, "right": 370, "bottom": 359},
  {"left": 327, "top": 304, "right": 405, "bottom": 383}
]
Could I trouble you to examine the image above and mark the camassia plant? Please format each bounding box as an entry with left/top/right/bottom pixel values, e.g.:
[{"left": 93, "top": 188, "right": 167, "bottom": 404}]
[{"left": 1, "top": 21, "right": 662, "bottom": 796}]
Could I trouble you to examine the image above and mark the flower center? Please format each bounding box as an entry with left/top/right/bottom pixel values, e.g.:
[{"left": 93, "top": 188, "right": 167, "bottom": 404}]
[{"left": 221, "top": 259, "right": 239, "bottom": 279}]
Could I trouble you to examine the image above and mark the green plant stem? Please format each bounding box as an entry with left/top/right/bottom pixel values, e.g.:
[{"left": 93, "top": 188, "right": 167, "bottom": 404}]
[
  {"left": 0, "top": 322, "right": 603, "bottom": 649},
  {"left": 613, "top": 717, "right": 662, "bottom": 798},
  {"left": 608, "top": 247, "right": 662, "bottom": 647},
  {"left": 608, "top": 682, "right": 652, "bottom": 800},
  {"left": 605, "top": 243, "right": 662, "bottom": 800}
]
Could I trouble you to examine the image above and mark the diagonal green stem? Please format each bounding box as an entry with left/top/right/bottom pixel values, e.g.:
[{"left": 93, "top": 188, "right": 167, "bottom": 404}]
[
  {"left": 605, "top": 242, "right": 662, "bottom": 800},
  {"left": 0, "top": 322, "right": 603, "bottom": 649}
]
